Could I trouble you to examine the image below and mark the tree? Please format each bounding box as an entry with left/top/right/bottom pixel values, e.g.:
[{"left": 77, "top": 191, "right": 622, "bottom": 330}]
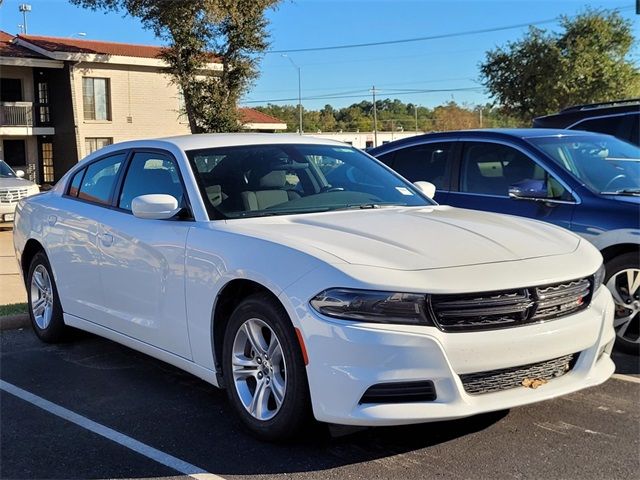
[
  {"left": 480, "top": 9, "right": 640, "bottom": 122},
  {"left": 71, "top": 0, "right": 280, "bottom": 132}
]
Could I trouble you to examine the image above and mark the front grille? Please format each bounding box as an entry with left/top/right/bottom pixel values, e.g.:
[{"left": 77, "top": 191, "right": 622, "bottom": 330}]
[
  {"left": 429, "top": 277, "right": 591, "bottom": 332},
  {"left": 0, "top": 188, "right": 29, "bottom": 204},
  {"left": 360, "top": 381, "right": 437, "bottom": 404},
  {"left": 460, "top": 353, "right": 576, "bottom": 395}
]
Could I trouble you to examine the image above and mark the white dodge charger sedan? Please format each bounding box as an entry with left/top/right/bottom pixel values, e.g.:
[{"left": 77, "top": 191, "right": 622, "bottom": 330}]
[{"left": 13, "top": 134, "right": 615, "bottom": 440}]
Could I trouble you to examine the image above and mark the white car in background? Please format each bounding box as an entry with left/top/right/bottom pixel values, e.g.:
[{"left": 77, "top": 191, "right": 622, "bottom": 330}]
[
  {"left": 13, "top": 134, "right": 615, "bottom": 441},
  {"left": 0, "top": 160, "right": 39, "bottom": 226}
]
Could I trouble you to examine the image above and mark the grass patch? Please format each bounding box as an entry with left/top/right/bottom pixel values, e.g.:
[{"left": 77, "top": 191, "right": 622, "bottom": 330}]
[{"left": 0, "top": 303, "right": 28, "bottom": 317}]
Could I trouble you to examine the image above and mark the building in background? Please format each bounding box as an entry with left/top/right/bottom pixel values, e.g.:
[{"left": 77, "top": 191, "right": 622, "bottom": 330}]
[
  {"left": 0, "top": 32, "right": 286, "bottom": 184},
  {"left": 304, "top": 131, "right": 423, "bottom": 149}
]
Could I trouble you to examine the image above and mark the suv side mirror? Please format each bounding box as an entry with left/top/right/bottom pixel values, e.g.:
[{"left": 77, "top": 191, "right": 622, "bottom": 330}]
[
  {"left": 15, "top": 170, "right": 25, "bottom": 178},
  {"left": 413, "top": 181, "right": 436, "bottom": 199},
  {"left": 508, "top": 180, "right": 548, "bottom": 201},
  {"left": 131, "top": 194, "right": 181, "bottom": 220}
]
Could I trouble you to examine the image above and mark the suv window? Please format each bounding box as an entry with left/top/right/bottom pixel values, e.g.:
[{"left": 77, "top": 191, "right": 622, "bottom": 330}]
[
  {"left": 388, "top": 143, "right": 452, "bottom": 189},
  {"left": 77, "top": 153, "right": 126, "bottom": 205},
  {"left": 460, "top": 142, "right": 568, "bottom": 199},
  {"left": 118, "top": 152, "right": 186, "bottom": 211},
  {"left": 571, "top": 114, "right": 636, "bottom": 143}
]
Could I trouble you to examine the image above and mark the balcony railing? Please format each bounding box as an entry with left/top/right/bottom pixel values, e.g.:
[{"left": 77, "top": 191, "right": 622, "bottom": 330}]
[{"left": 0, "top": 102, "right": 34, "bottom": 127}]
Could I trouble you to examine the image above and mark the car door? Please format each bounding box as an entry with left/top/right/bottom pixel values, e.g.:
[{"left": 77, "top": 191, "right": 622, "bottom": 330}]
[
  {"left": 376, "top": 142, "right": 455, "bottom": 204},
  {"left": 95, "top": 150, "right": 193, "bottom": 359},
  {"left": 447, "top": 141, "right": 576, "bottom": 230},
  {"left": 45, "top": 152, "right": 126, "bottom": 322}
]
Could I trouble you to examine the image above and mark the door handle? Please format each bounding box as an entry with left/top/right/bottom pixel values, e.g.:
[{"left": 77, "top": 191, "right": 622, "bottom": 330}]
[{"left": 101, "top": 233, "right": 114, "bottom": 247}]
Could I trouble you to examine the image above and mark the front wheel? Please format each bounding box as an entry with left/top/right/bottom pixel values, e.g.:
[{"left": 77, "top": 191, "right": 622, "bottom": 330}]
[
  {"left": 222, "top": 293, "right": 311, "bottom": 441},
  {"left": 605, "top": 253, "right": 640, "bottom": 355}
]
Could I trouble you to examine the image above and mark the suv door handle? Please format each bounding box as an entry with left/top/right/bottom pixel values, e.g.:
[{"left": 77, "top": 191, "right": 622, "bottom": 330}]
[{"left": 101, "top": 233, "right": 114, "bottom": 247}]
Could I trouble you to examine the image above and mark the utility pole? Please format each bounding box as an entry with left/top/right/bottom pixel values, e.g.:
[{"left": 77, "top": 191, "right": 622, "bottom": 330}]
[
  {"left": 371, "top": 86, "right": 378, "bottom": 147},
  {"left": 414, "top": 105, "right": 418, "bottom": 135},
  {"left": 282, "top": 54, "right": 303, "bottom": 135},
  {"left": 19, "top": 4, "right": 31, "bottom": 34},
  {"left": 479, "top": 106, "right": 483, "bottom": 128}
]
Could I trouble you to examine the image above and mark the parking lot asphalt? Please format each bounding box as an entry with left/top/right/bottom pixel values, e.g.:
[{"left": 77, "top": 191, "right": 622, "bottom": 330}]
[{"left": 1, "top": 327, "right": 639, "bottom": 480}]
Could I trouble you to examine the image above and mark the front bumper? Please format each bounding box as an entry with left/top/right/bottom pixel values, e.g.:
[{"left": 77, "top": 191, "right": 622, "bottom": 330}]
[
  {"left": 0, "top": 202, "right": 17, "bottom": 223},
  {"left": 294, "top": 286, "right": 615, "bottom": 426}
]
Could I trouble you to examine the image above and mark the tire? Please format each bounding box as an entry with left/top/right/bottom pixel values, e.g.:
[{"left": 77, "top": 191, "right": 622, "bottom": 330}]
[
  {"left": 27, "top": 251, "right": 68, "bottom": 343},
  {"left": 222, "top": 292, "right": 312, "bottom": 441},
  {"left": 605, "top": 252, "right": 640, "bottom": 355}
]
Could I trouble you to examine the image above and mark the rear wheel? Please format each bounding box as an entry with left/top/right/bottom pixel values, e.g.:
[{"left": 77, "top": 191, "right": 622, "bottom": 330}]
[
  {"left": 27, "top": 251, "right": 68, "bottom": 343},
  {"left": 222, "top": 293, "right": 311, "bottom": 441},
  {"left": 605, "top": 253, "right": 640, "bottom": 355}
]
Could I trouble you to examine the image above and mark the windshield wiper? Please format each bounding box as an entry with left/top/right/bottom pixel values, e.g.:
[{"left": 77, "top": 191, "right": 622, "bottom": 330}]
[
  {"left": 600, "top": 188, "right": 640, "bottom": 196},
  {"left": 333, "top": 202, "right": 407, "bottom": 211}
]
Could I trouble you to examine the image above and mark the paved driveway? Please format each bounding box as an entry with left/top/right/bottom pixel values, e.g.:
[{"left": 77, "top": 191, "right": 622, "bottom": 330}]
[
  {"left": 1, "top": 328, "right": 639, "bottom": 480},
  {"left": 0, "top": 229, "right": 26, "bottom": 305}
]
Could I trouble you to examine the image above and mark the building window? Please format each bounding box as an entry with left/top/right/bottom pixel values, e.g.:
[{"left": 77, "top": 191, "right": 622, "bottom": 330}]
[
  {"left": 83, "top": 78, "right": 111, "bottom": 121},
  {"left": 85, "top": 137, "right": 113, "bottom": 155},
  {"left": 41, "top": 142, "right": 54, "bottom": 183},
  {"left": 37, "top": 82, "right": 50, "bottom": 123}
]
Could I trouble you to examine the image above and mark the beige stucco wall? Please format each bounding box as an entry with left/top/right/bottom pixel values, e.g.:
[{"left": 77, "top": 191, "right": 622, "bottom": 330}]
[
  {"left": 0, "top": 65, "right": 34, "bottom": 102},
  {"left": 71, "top": 62, "right": 190, "bottom": 159}
]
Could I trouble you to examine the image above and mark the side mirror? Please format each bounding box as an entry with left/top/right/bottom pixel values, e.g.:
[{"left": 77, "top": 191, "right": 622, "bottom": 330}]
[
  {"left": 413, "top": 181, "right": 436, "bottom": 199},
  {"left": 508, "top": 180, "right": 548, "bottom": 201},
  {"left": 131, "top": 194, "right": 181, "bottom": 220},
  {"left": 15, "top": 170, "right": 25, "bottom": 178}
]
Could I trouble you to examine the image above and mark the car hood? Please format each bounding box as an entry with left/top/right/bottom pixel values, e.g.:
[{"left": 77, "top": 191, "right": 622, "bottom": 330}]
[
  {"left": 0, "top": 177, "right": 36, "bottom": 189},
  {"left": 230, "top": 205, "right": 581, "bottom": 270}
]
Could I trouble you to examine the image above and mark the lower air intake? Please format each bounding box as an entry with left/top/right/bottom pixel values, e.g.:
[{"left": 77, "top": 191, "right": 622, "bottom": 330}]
[
  {"left": 460, "top": 353, "right": 577, "bottom": 395},
  {"left": 360, "top": 380, "right": 437, "bottom": 404}
]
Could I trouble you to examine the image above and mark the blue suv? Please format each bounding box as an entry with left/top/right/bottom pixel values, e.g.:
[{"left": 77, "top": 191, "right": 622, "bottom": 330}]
[{"left": 370, "top": 129, "right": 640, "bottom": 353}]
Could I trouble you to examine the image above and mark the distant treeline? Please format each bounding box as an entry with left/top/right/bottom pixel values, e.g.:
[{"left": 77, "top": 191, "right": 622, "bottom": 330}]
[{"left": 254, "top": 100, "right": 525, "bottom": 133}]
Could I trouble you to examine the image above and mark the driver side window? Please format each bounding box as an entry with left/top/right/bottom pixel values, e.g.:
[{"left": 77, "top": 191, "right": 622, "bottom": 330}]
[{"left": 460, "top": 142, "right": 569, "bottom": 200}]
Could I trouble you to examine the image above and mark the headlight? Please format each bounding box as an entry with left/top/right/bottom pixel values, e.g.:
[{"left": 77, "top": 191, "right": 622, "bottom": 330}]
[
  {"left": 593, "top": 263, "right": 606, "bottom": 293},
  {"left": 310, "top": 288, "right": 432, "bottom": 325}
]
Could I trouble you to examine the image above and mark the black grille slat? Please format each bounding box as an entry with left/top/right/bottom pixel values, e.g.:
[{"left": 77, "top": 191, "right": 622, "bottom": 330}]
[
  {"left": 429, "top": 277, "right": 592, "bottom": 332},
  {"left": 460, "top": 353, "right": 576, "bottom": 395}
]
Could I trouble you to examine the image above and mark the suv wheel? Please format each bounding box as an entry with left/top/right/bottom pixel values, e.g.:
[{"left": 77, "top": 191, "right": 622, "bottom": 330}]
[{"left": 605, "top": 253, "right": 640, "bottom": 354}]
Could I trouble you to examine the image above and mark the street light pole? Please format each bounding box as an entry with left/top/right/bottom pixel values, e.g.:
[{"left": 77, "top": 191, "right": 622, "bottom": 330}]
[
  {"left": 371, "top": 86, "right": 378, "bottom": 147},
  {"left": 18, "top": 4, "right": 31, "bottom": 35},
  {"left": 282, "top": 54, "right": 303, "bottom": 135}
]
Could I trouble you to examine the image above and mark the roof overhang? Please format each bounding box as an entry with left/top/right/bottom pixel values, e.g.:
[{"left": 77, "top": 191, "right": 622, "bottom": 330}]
[
  {"left": 14, "top": 38, "right": 223, "bottom": 70},
  {"left": 0, "top": 56, "right": 64, "bottom": 68}
]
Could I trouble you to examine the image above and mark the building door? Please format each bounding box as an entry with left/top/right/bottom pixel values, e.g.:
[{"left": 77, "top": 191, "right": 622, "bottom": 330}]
[
  {"left": 2, "top": 140, "right": 26, "bottom": 169},
  {"left": 0, "top": 79, "right": 22, "bottom": 102},
  {"left": 40, "top": 141, "right": 54, "bottom": 183}
]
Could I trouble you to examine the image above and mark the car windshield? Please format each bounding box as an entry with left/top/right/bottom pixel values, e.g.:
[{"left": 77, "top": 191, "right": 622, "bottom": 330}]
[
  {"left": 0, "top": 161, "right": 17, "bottom": 178},
  {"left": 527, "top": 134, "right": 640, "bottom": 194},
  {"left": 187, "top": 143, "right": 433, "bottom": 219}
]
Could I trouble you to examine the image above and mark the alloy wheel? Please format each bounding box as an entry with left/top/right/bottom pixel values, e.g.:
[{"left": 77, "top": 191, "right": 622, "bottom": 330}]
[
  {"left": 30, "top": 264, "right": 54, "bottom": 330},
  {"left": 231, "top": 318, "right": 287, "bottom": 421},
  {"left": 606, "top": 268, "right": 640, "bottom": 345}
]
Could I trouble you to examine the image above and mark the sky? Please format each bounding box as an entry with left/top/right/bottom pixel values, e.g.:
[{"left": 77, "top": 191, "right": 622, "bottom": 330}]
[{"left": 0, "top": 0, "right": 637, "bottom": 110}]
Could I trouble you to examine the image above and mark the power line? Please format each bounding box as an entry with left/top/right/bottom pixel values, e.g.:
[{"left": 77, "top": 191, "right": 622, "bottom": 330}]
[
  {"left": 241, "top": 87, "right": 482, "bottom": 105},
  {"left": 267, "top": 6, "right": 634, "bottom": 54}
]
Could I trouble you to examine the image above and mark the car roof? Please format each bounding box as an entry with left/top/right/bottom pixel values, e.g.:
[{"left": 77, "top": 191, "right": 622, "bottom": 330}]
[
  {"left": 368, "top": 128, "right": 602, "bottom": 154},
  {"left": 533, "top": 102, "right": 639, "bottom": 128}
]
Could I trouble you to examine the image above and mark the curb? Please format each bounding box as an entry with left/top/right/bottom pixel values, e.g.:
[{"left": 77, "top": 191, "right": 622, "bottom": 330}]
[{"left": 0, "top": 314, "right": 30, "bottom": 331}]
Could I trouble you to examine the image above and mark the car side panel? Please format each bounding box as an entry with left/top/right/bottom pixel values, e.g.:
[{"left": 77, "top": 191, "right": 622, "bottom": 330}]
[
  {"left": 184, "top": 223, "right": 330, "bottom": 370},
  {"left": 18, "top": 194, "right": 107, "bottom": 321}
]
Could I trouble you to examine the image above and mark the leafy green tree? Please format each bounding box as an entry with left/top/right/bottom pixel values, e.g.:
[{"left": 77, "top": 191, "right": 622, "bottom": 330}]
[
  {"left": 480, "top": 9, "right": 640, "bottom": 122},
  {"left": 71, "top": 0, "right": 280, "bottom": 132}
]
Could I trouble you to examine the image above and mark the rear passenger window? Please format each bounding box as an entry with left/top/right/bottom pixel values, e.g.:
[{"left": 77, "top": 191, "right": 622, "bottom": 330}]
[
  {"left": 391, "top": 143, "right": 452, "bottom": 189},
  {"left": 68, "top": 169, "right": 85, "bottom": 197},
  {"left": 78, "top": 154, "right": 126, "bottom": 205},
  {"left": 118, "top": 152, "right": 186, "bottom": 211}
]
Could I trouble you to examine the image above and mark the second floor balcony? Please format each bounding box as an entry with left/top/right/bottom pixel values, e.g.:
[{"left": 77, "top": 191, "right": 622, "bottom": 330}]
[
  {"left": 0, "top": 102, "right": 54, "bottom": 135},
  {"left": 0, "top": 102, "right": 34, "bottom": 126}
]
